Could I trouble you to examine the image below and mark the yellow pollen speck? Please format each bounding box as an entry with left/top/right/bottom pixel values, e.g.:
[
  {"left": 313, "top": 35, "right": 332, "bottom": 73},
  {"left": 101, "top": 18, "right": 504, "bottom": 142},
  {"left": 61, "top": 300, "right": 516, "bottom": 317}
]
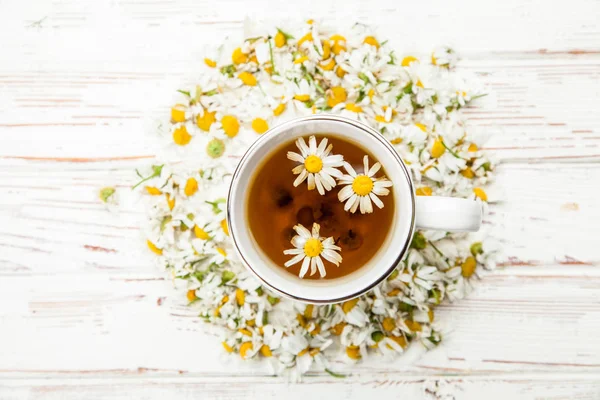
[
  {"left": 389, "top": 335, "right": 407, "bottom": 349},
  {"left": 298, "top": 347, "right": 309, "bottom": 357},
  {"left": 368, "top": 88, "right": 375, "bottom": 101},
  {"left": 375, "top": 115, "right": 388, "bottom": 123},
  {"left": 251, "top": 118, "right": 269, "bottom": 134},
  {"left": 431, "top": 139, "right": 446, "bottom": 158},
  {"left": 322, "top": 40, "right": 331, "bottom": 59},
  {"left": 415, "top": 123, "right": 427, "bottom": 132},
  {"left": 238, "top": 328, "right": 252, "bottom": 337},
  {"left": 416, "top": 186, "right": 433, "bottom": 196},
  {"left": 297, "top": 32, "right": 313, "bottom": 47},
  {"left": 145, "top": 186, "right": 162, "bottom": 195},
  {"left": 186, "top": 289, "right": 197, "bottom": 302},
  {"left": 239, "top": 342, "right": 253, "bottom": 359},
  {"left": 416, "top": 80, "right": 424, "bottom": 88},
  {"left": 307, "top": 19, "right": 314, "bottom": 24},
  {"left": 238, "top": 71, "right": 257, "bottom": 86},
  {"left": 166, "top": 193, "right": 175, "bottom": 211},
  {"left": 462, "top": 256, "right": 477, "bottom": 277},
  {"left": 184, "top": 177, "right": 198, "bottom": 196},
  {"left": 221, "top": 219, "right": 229, "bottom": 236},
  {"left": 294, "top": 94, "right": 311, "bottom": 102},
  {"left": 405, "top": 320, "right": 422, "bottom": 332},
  {"left": 461, "top": 167, "right": 475, "bottom": 179},
  {"left": 273, "top": 103, "right": 286, "bottom": 116},
  {"left": 468, "top": 143, "right": 479, "bottom": 152},
  {"left": 294, "top": 56, "right": 309, "bottom": 64},
  {"left": 236, "top": 288, "right": 245, "bottom": 306},
  {"left": 303, "top": 238, "right": 323, "bottom": 257},
  {"left": 249, "top": 55, "right": 258, "bottom": 64},
  {"left": 391, "top": 138, "right": 403, "bottom": 145},
  {"left": 194, "top": 225, "right": 210, "bottom": 240},
  {"left": 222, "top": 342, "right": 234, "bottom": 353},
  {"left": 331, "top": 322, "right": 346, "bottom": 335},
  {"left": 197, "top": 110, "right": 216, "bottom": 132},
  {"left": 304, "top": 154, "right": 323, "bottom": 173},
  {"left": 382, "top": 317, "right": 396, "bottom": 332},
  {"left": 346, "top": 345, "right": 361, "bottom": 359},
  {"left": 232, "top": 47, "right": 248, "bottom": 64},
  {"left": 401, "top": 56, "right": 418, "bottom": 66},
  {"left": 352, "top": 175, "right": 374, "bottom": 196},
  {"left": 216, "top": 247, "right": 227, "bottom": 257},
  {"left": 275, "top": 31, "right": 286, "bottom": 48},
  {"left": 171, "top": 104, "right": 186, "bottom": 123},
  {"left": 342, "top": 298, "right": 359, "bottom": 314},
  {"left": 147, "top": 240, "right": 162, "bottom": 255},
  {"left": 363, "top": 36, "right": 380, "bottom": 48},
  {"left": 221, "top": 115, "right": 240, "bottom": 137},
  {"left": 320, "top": 58, "right": 336, "bottom": 71},
  {"left": 260, "top": 345, "right": 272, "bottom": 357},
  {"left": 173, "top": 126, "right": 192, "bottom": 146},
  {"left": 327, "top": 86, "right": 347, "bottom": 108},
  {"left": 204, "top": 58, "right": 217, "bottom": 68},
  {"left": 335, "top": 65, "right": 346, "bottom": 78},
  {"left": 329, "top": 34, "right": 347, "bottom": 55},
  {"left": 345, "top": 103, "right": 363, "bottom": 113},
  {"left": 473, "top": 187, "right": 488, "bottom": 201},
  {"left": 431, "top": 53, "right": 437, "bottom": 65},
  {"left": 304, "top": 304, "right": 314, "bottom": 319}
]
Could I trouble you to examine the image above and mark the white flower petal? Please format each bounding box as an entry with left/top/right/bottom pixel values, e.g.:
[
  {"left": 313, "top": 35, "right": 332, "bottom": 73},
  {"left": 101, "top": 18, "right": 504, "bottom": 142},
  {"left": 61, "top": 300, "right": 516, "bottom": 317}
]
[
  {"left": 369, "top": 192, "right": 384, "bottom": 209},
  {"left": 287, "top": 151, "right": 305, "bottom": 163},
  {"left": 314, "top": 257, "right": 325, "bottom": 278},
  {"left": 299, "top": 257, "right": 311, "bottom": 278}
]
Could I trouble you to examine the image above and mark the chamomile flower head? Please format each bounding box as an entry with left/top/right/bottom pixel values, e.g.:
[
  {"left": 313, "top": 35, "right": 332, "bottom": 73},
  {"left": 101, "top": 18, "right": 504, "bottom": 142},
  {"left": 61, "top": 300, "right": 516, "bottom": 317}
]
[
  {"left": 337, "top": 155, "right": 393, "bottom": 214},
  {"left": 287, "top": 135, "right": 344, "bottom": 195},
  {"left": 283, "top": 222, "right": 342, "bottom": 278}
]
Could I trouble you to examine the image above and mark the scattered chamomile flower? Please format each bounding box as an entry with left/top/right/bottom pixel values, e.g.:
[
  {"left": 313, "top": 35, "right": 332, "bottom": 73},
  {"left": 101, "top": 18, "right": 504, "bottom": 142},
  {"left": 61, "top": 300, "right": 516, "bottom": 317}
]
[
  {"left": 133, "top": 20, "right": 496, "bottom": 380},
  {"left": 287, "top": 135, "right": 344, "bottom": 195},
  {"left": 337, "top": 155, "right": 393, "bottom": 214},
  {"left": 283, "top": 222, "right": 342, "bottom": 278}
]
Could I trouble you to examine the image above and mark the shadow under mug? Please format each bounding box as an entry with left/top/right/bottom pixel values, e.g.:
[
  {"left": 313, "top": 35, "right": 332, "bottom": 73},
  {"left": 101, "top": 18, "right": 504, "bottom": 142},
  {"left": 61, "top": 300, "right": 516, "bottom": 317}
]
[{"left": 227, "top": 114, "right": 481, "bottom": 304}]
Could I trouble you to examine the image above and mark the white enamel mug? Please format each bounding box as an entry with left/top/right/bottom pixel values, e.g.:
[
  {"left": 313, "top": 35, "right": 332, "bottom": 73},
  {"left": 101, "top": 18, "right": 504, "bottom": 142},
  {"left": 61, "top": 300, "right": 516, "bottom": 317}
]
[{"left": 227, "top": 114, "right": 481, "bottom": 304}]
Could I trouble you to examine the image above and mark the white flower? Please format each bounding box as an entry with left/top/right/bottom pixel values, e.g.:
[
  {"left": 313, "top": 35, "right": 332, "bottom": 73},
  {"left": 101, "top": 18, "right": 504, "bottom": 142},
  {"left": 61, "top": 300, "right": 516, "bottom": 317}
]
[
  {"left": 287, "top": 135, "right": 344, "bottom": 195},
  {"left": 337, "top": 155, "right": 393, "bottom": 214},
  {"left": 283, "top": 223, "right": 342, "bottom": 278}
]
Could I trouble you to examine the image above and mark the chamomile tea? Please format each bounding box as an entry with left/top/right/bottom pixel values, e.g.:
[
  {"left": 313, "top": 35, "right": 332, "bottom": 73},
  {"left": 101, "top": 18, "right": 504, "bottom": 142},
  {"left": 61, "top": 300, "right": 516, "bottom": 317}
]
[{"left": 247, "top": 134, "right": 395, "bottom": 280}]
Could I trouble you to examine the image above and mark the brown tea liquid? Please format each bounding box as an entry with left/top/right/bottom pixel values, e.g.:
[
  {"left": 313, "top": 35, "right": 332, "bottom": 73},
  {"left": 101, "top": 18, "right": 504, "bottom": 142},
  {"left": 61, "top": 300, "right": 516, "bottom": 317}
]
[{"left": 247, "top": 135, "right": 395, "bottom": 280}]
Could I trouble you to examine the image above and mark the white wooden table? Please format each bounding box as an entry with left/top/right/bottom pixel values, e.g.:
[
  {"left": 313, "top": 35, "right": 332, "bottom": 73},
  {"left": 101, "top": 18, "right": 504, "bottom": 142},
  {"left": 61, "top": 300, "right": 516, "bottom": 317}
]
[{"left": 1, "top": 1, "right": 599, "bottom": 398}]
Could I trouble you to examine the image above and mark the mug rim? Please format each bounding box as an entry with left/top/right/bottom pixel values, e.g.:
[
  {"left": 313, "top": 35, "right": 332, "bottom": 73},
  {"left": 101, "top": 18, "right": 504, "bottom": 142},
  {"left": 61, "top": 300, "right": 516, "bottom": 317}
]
[{"left": 227, "top": 114, "right": 416, "bottom": 304}]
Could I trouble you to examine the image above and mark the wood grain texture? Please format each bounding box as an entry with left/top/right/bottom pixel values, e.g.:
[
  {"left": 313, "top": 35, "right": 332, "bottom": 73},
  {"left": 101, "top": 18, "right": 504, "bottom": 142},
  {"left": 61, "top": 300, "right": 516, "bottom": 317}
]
[{"left": 1, "top": 0, "right": 599, "bottom": 398}]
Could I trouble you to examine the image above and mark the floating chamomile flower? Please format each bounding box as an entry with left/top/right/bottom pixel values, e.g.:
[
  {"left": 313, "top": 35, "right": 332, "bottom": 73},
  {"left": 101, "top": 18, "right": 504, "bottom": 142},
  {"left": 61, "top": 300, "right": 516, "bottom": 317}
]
[
  {"left": 283, "top": 223, "right": 342, "bottom": 278},
  {"left": 338, "top": 155, "right": 393, "bottom": 214},
  {"left": 287, "top": 136, "right": 344, "bottom": 195}
]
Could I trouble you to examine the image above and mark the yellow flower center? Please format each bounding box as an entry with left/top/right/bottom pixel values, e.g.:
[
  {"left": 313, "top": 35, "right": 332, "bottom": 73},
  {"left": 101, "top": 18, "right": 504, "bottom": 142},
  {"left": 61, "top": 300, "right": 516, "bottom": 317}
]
[
  {"left": 194, "top": 225, "right": 210, "bottom": 240},
  {"left": 304, "top": 155, "right": 323, "bottom": 173},
  {"left": 352, "top": 175, "right": 374, "bottom": 196},
  {"left": 303, "top": 238, "right": 323, "bottom": 258}
]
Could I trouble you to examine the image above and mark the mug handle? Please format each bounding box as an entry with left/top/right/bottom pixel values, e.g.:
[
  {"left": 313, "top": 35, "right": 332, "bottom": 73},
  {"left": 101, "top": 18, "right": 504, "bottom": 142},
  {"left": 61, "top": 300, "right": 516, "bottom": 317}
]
[{"left": 415, "top": 196, "right": 482, "bottom": 232}]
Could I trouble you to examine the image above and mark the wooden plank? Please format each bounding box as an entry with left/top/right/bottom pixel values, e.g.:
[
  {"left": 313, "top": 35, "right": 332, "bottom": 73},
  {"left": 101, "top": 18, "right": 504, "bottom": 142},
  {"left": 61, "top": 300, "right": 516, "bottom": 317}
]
[
  {"left": 0, "top": 269, "right": 598, "bottom": 375},
  {"left": 1, "top": 59, "right": 598, "bottom": 160},
  {"left": 6, "top": 0, "right": 600, "bottom": 52},
  {"left": 1, "top": 374, "right": 599, "bottom": 400},
  {"left": 0, "top": 161, "right": 597, "bottom": 275}
]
